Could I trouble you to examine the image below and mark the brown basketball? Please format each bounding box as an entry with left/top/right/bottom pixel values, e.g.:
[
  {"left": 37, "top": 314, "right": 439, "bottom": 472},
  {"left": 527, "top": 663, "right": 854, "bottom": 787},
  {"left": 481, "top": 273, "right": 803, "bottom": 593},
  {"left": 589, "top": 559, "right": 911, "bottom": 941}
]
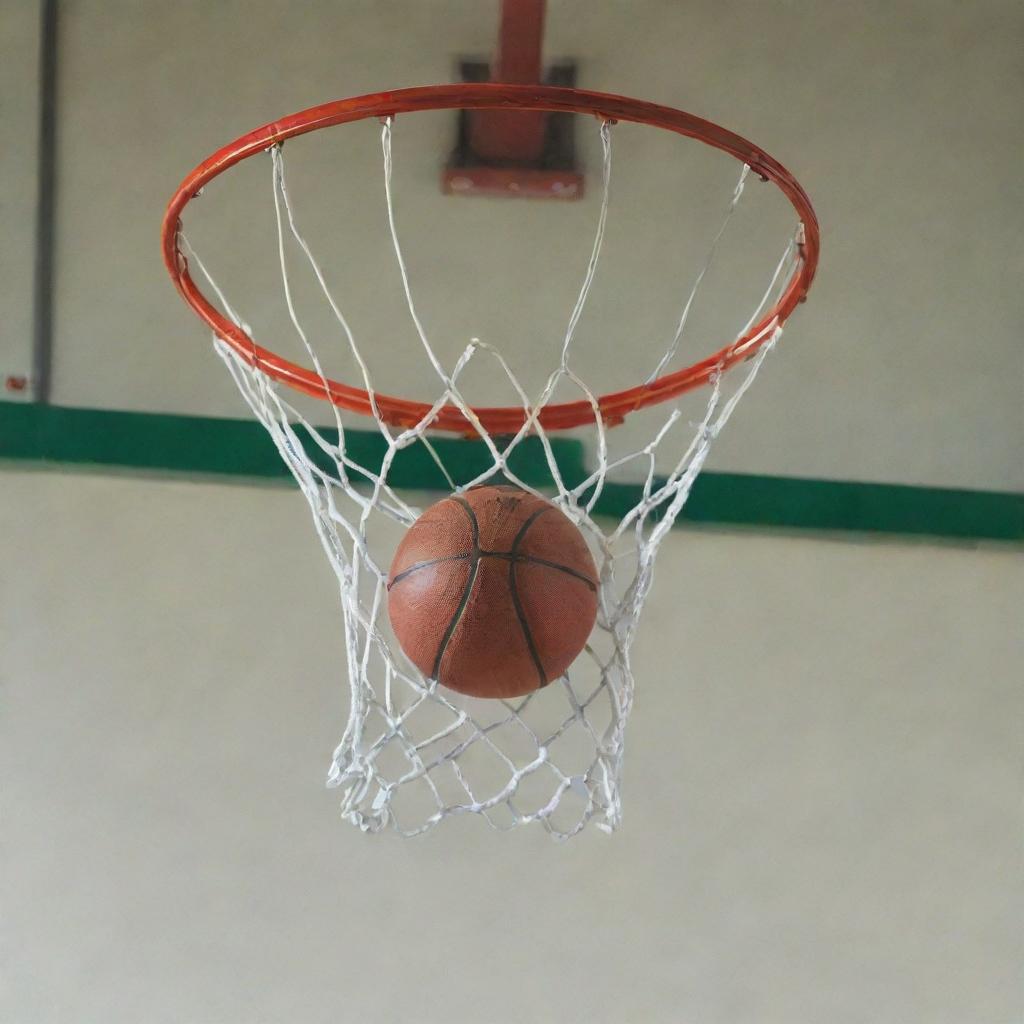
[{"left": 387, "top": 485, "right": 599, "bottom": 699}]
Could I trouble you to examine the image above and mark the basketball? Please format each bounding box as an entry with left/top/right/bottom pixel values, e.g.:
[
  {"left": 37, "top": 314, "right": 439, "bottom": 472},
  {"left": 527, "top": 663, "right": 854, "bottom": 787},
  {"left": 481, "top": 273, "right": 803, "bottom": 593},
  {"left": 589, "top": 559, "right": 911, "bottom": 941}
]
[{"left": 387, "top": 486, "right": 598, "bottom": 699}]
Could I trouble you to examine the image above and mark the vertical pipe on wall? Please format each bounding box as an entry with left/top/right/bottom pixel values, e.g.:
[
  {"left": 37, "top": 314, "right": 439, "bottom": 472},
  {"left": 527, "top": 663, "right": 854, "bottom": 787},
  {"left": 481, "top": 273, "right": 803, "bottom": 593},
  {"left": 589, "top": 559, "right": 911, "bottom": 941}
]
[{"left": 31, "top": 0, "right": 58, "bottom": 404}]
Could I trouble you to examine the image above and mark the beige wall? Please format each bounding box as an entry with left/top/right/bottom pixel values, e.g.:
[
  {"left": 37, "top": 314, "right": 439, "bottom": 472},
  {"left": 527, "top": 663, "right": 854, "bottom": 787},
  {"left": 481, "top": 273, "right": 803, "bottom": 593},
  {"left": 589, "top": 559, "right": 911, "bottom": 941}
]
[
  {"left": 2, "top": 469, "right": 1020, "bottom": 1023},
  {"left": 23, "top": 0, "right": 1023, "bottom": 491},
  {"left": 4, "top": 2, "right": 1022, "bottom": 1021}
]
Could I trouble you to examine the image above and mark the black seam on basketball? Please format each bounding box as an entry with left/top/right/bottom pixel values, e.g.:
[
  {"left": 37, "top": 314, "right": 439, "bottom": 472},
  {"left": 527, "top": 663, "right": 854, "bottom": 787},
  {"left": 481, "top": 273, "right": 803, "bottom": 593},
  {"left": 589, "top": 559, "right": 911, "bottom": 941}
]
[
  {"left": 476, "top": 551, "right": 597, "bottom": 590},
  {"left": 451, "top": 495, "right": 481, "bottom": 548},
  {"left": 512, "top": 506, "right": 588, "bottom": 686},
  {"left": 432, "top": 552, "right": 480, "bottom": 681},
  {"left": 508, "top": 558, "right": 548, "bottom": 688},
  {"left": 388, "top": 552, "right": 472, "bottom": 590},
  {"left": 516, "top": 555, "right": 598, "bottom": 591},
  {"left": 429, "top": 495, "right": 482, "bottom": 681},
  {"left": 509, "top": 506, "right": 597, "bottom": 592},
  {"left": 510, "top": 505, "right": 553, "bottom": 554}
]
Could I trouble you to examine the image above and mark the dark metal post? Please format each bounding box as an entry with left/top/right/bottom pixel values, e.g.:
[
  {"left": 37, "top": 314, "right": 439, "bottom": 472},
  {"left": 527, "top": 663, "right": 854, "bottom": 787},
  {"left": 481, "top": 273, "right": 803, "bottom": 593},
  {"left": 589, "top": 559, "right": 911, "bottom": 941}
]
[{"left": 31, "top": 0, "right": 58, "bottom": 403}]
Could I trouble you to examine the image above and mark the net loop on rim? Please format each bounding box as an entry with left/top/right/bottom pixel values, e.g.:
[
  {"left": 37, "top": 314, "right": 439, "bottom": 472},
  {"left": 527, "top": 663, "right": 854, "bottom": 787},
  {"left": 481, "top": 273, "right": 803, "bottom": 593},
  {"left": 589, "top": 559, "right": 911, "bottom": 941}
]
[{"left": 169, "top": 92, "right": 813, "bottom": 837}]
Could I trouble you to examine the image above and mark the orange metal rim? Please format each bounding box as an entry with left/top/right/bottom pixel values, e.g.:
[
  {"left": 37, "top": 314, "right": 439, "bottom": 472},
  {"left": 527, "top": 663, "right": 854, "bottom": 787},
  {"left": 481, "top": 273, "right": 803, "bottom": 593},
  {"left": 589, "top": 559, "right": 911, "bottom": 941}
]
[{"left": 162, "top": 83, "right": 820, "bottom": 434}]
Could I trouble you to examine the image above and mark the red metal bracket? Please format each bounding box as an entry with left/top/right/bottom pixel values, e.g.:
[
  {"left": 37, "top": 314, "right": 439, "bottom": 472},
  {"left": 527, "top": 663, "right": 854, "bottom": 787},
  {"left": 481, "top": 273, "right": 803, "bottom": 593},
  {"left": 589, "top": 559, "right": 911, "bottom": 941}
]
[{"left": 443, "top": 0, "right": 584, "bottom": 199}]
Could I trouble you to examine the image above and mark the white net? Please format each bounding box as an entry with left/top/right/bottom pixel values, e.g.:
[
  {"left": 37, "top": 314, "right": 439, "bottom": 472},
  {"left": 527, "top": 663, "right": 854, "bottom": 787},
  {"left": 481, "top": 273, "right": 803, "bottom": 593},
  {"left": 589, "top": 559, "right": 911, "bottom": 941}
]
[{"left": 181, "top": 117, "right": 802, "bottom": 838}]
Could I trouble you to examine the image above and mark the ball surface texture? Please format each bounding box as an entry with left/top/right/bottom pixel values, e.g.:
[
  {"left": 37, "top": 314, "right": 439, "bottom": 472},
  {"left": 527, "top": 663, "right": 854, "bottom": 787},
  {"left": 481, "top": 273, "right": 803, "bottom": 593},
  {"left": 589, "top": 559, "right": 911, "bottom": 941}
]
[{"left": 387, "top": 485, "right": 598, "bottom": 699}]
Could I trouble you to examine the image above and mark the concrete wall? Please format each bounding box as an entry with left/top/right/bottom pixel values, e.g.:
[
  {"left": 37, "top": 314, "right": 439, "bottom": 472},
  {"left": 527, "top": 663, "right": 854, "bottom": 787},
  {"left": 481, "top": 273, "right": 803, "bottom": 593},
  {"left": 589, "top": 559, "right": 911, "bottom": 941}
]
[
  {"left": 25, "top": 0, "right": 1024, "bottom": 491},
  {"left": 4, "top": 2, "right": 1021, "bottom": 1021},
  {"left": 2, "top": 469, "right": 1020, "bottom": 1023}
]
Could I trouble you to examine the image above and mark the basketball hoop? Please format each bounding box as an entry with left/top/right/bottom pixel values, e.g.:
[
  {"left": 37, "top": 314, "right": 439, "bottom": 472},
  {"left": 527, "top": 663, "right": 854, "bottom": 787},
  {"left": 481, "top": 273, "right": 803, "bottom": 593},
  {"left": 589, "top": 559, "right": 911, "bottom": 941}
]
[
  {"left": 163, "top": 85, "right": 818, "bottom": 434},
  {"left": 162, "top": 83, "right": 819, "bottom": 837}
]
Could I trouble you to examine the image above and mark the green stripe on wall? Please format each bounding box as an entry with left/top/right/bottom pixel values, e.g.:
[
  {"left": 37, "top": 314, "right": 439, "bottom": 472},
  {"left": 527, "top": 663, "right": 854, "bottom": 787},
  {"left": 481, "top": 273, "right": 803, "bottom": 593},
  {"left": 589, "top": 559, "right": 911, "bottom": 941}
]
[
  {"left": 2, "top": 402, "right": 1020, "bottom": 543},
  {"left": 0, "top": 401, "right": 585, "bottom": 490}
]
